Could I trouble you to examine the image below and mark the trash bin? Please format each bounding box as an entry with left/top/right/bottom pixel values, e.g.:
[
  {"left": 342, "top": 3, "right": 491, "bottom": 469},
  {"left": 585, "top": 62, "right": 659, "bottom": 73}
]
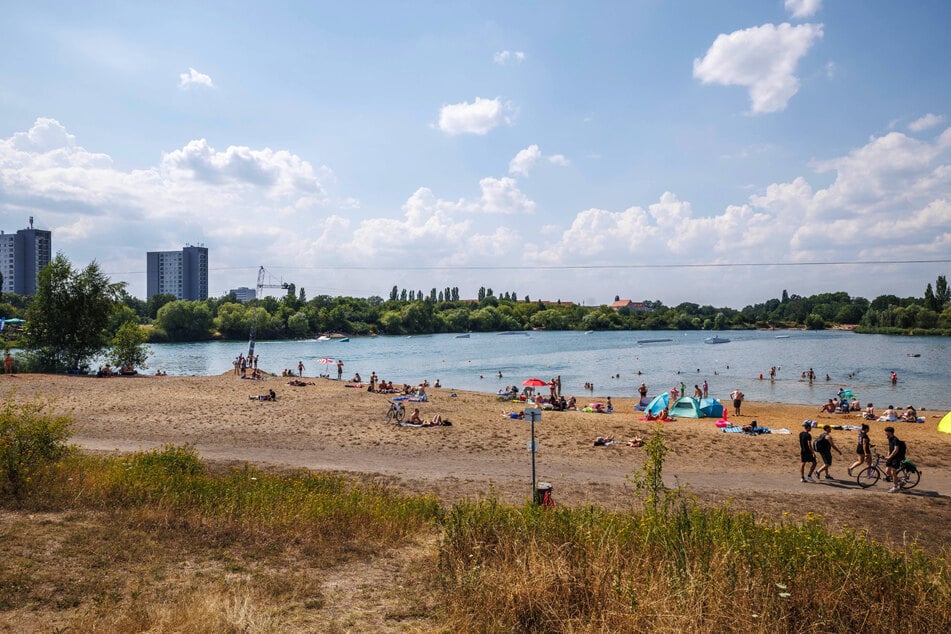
[{"left": 535, "top": 481, "right": 554, "bottom": 507}]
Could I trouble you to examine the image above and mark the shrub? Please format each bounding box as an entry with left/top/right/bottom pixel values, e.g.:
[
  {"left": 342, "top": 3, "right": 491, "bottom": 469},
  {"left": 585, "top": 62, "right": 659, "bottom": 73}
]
[{"left": 0, "top": 396, "right": 72, "bottom": 502}]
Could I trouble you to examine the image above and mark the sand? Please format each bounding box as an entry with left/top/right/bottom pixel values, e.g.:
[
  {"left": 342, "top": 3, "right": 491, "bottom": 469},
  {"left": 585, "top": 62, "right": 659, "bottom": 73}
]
[{"left": 3, "top": 371, "right": 950, "bottom": 549}]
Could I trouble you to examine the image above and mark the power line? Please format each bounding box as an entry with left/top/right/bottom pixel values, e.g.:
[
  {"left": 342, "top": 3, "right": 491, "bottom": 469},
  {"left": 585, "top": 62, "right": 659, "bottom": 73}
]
[{"left": 103, "top": 258, "right": 951, "bottom": 277}]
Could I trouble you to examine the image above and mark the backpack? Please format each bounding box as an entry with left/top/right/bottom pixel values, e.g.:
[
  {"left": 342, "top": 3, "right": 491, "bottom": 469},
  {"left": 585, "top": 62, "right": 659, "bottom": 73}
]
[{"left": 813, "top": 433, "right": 830, "bottom": 452}]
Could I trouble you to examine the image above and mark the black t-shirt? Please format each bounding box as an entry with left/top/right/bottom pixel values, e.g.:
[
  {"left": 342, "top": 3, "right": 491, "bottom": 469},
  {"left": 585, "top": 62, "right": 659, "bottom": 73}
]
[
  {"left": 799, "top": 430, "right": 813, "bottom": 453},
  {"left": 889, "top": 436, "right": 906, "bottom": 461}
]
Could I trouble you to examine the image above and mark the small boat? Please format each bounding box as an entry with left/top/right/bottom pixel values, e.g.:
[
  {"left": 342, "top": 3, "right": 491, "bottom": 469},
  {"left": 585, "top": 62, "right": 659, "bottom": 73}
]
[
  {"left": 498, "top": 331, "right": 529, "bottom": 336},
  {"left": 584, "top": 330, "right": 593, "bottom": 334},
  {"left": 907, "top": 353, "right": 921, "bottom": 357},
  {"left": 636, "top": 338, "right": 672, "bottom": 344},
  {"left": 775, "top": 335, "right": 791, "bottom": 339},
  {"left": 704, "top": 336, "right": 731, "bottom": 344},
  {"left": 317, "top": 335, "right": 331, "bottom": 342},
  {"left": 337, "top": 337, "right": 349, "bottom": 343},
  {"left": 456, "top": 333, "right": 470, "bottom": 339}
]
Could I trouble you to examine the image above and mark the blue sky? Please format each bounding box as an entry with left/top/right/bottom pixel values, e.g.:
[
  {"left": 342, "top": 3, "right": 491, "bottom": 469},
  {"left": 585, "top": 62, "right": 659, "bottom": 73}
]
[{"left": 1, "top": 0, "right": 949, "bottom": 307}]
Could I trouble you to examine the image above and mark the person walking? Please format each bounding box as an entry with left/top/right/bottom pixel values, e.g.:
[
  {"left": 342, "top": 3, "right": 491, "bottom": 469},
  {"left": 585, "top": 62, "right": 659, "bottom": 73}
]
[
  {"left": 730, "top": 389, "right": 744, "bottom": 416},
  {"left": 799, "top": 422, "right": 817, "bottom": 482},
  {"left": 883, "top": 426, "right": 907, "bottom": 493},
  {"left": 297, "top": 360, "right": 304, "bottom": 377},
  {"left": 848, "top": 423, "right": 871, "bottom": 476},
  {"left": 813, "top": 424, "right": 843, "bottom": 480},
  {"left": 702, "top": 380, "right": 708, "bottom": 398},
  {"left": 337, "top": 359, "right": 344, "bottom": 381}
]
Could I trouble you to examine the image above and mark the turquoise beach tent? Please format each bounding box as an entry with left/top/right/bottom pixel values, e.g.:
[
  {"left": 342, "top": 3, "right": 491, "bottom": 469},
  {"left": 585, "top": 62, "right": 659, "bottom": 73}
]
[
  {"left": 699, "top": 398, "right": 724, "bottom": 418},
  {"left": 644, "top": 392, "right": 670, "bottom": 415},
  {"left": 939, "top": 411, "right": 951, "bottom": 435},
  {"left": 669, "top": 397, "right": 703, "bottom": 418}
]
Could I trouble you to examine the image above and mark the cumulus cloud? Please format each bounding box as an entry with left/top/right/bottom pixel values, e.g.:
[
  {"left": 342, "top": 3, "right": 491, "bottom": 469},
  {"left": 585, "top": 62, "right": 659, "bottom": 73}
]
[
  {"left": 178, "top": 67, "right": 214, "bottom": 89},
  {"left": 527, "top": 127, "right": 950, "bottom": 301},
  {"left": 693, "top": 23, "right": 824, "bottom": 113},
  {"left": 508, "top": 145, "right": 570, "bottom": 176},
  {"left": 909, "top": 113, "right": 945, "bottom": 132},
  {"left": 493, "top": 50, "right": 525, "bottom": 65},
  {"left": 437, "top": 97, "right": 510, "bottom": 135},
  {"left": 785, "top": 0, "right": 822, "bottom": 19}
]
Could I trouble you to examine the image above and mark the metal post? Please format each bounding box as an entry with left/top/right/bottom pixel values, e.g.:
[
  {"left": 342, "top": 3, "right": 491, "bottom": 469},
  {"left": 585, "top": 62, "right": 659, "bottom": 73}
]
[{"left": 530, "top": 410, "right": 537, "bottom": 504}]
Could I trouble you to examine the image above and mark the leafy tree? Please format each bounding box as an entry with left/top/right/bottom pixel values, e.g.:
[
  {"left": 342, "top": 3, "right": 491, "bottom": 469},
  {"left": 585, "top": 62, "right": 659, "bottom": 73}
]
[
  {"left": 109, "top": 321, "right": 152, "bottom": 370},
  {"left": 147, "top": 293, "right": 177, "bottom": 320},
  {"left": 925, "top": 283, "right": 938, "bottom": 311},
  {"left": 25, "top": 255, "right": 122, "bottom": 372},
  {"left": 936, "top": 275, "right": 949, "bottom": 305},
  {"left": 155, "top": 300, "right": 214, "bottom": 341}
]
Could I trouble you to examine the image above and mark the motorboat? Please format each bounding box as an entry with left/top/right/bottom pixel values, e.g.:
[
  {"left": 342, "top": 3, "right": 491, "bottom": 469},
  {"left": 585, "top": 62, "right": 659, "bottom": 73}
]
[
  {"left": 704, "top": 336, "right": 731, "bottom": 344},
  {"left": 456, "top": 333, "right": 470, "bottom": 338}
]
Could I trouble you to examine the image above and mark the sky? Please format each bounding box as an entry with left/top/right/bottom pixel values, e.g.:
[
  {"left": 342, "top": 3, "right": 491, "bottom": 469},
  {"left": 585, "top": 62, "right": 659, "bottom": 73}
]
[{"left": 1, "top": 0, "right": 949, "bottom": 308}]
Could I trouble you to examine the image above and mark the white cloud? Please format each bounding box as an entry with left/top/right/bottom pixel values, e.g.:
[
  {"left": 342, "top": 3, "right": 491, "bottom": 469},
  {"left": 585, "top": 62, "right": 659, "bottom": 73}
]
[
  {"left": 178, "top": 67, "right": 214, "bottom": 89},
  {"left": 493, "top": 50, "right": 525, "bottom": 65},
  {"left": 908, "top": 113, "right": 945, "bottom": 132},
  {"left": 508, "top": 145, "right": 570, "bottom": 176},
  {"left": 693, "top": 23, "right": 824, "bottom": 114},
  {"left": 785, "top": 0, "right": 822, "bottom": 19},
  {"left": 437, "top": 97, "right": 510, "bottom": 135},
  {"left": 509, "top": 145, "right": 541, "bottom": 176}
]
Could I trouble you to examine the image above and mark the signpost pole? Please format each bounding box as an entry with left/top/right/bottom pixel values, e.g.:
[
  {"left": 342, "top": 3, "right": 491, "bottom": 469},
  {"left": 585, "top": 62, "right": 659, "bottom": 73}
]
[{"left": 530, "top": 410, "right": 537, "bottom": 503}]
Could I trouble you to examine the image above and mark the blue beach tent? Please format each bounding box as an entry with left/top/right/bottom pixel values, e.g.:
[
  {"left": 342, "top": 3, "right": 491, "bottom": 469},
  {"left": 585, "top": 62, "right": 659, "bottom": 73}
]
[
  {"left": 669, "top": 396, "right": 703, "bottom": 418},
  {"left": 699, "top": 398, "right": 725, "bottom": 418}
]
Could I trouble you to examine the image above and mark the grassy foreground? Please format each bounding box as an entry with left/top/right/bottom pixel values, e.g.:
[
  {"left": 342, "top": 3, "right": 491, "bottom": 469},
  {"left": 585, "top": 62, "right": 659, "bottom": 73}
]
[{"left": 1, "top": 405, "right": 949, "bottom": 632}]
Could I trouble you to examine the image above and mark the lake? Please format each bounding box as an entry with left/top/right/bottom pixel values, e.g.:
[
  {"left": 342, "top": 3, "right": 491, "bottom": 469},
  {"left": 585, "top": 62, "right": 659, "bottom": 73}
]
[{"left": 142, "top": 330, "right": 951, "bottom": 411}]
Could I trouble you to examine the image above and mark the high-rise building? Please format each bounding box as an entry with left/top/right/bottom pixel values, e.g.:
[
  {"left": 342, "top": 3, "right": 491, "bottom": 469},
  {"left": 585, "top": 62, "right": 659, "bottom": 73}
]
[
  {"left": 229, "top": 286, "right": 256, "bottom": 302},
  {"left": 146, "top": 245, "right": 209, "bottom": 300},
  {"left": 0, "top": 217, "right": 52, "bottom": 295}
]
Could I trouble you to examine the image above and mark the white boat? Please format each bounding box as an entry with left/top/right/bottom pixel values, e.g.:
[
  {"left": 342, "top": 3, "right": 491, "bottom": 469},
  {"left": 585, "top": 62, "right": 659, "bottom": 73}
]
[
  {"left": 456, "top": 333, "right": 470, "bottom": 338},
  {"left": 317, "top": 336, "right": 331, "bottom": 342},
  {"left": 704, "top": 336, "right": 731, "bottom": 344},
  {"left": 775, "top": 335, "right": 791, "bottom": 339}
]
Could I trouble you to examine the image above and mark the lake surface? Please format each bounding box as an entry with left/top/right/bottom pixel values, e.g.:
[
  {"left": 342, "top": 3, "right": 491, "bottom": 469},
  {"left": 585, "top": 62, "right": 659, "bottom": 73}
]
[{"left": 143, "top": 330, "right": 951, "bottom": 411}]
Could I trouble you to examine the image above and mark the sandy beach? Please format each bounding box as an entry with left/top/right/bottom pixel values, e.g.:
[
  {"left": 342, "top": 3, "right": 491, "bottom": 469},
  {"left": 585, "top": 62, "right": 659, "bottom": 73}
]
[{"left": 4, "top": 371, "right": 950, "bottom": 550}]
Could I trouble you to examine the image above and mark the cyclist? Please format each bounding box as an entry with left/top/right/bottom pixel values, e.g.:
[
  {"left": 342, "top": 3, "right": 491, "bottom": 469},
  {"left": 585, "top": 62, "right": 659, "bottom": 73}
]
[
  {"left": 848, "top": 423, "right": 871, "bottom": 476},
  {"left": 883, "top": 426, "right": 906, "bottom": 493}
]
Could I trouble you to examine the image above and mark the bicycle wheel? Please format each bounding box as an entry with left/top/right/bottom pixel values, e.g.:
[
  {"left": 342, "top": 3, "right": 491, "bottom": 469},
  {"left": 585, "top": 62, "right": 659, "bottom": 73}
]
[
  {"left": 855, "top": 466, "right": 880, "bottom": 488},
  {"left": 897, "top": 467, "right": 920, "bottom": 490},
  {"left": 385, "top": 407, "right": 396, "bottom": 424},
  {"left": 395, "top": 407, "right": 405, "bottom": 423}
]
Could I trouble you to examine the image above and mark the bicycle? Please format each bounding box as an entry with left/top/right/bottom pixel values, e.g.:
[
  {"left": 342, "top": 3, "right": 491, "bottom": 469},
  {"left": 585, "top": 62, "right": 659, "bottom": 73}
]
[
  {"left": 853, "top": 446, "right": 921, "bottom": 490},
  {"left": 385, "top": 400, "right": 405, "bottom": 424}
]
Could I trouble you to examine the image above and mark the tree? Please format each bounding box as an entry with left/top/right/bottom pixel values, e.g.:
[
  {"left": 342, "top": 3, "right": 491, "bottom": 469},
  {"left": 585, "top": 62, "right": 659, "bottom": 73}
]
[
  {"left": 155, "top": 301, "right": 214, "bottom": 341},
  {"left": 936, "top": 275, "right": 949, "bottom": 306},
  {"left": 25, "top": 255, "right": 122, "bottom": 372},
  {"left": 109, "top": 321, "right": 152, "bottom": 370},
  {"left": 147, "top": 293, "right": 177, "bottom": 320}
]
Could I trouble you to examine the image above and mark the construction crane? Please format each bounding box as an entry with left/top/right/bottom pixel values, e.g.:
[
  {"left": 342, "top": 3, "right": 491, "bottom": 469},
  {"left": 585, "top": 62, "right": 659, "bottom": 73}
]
[{"left": 247, "top": 266, "right": 291, "bottom": 360}]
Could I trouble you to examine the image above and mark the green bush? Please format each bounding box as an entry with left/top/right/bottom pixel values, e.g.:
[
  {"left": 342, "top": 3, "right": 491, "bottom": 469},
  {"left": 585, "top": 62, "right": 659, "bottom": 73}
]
[{"left": 0, "top": 397, "right": 72, "bottom": 502}]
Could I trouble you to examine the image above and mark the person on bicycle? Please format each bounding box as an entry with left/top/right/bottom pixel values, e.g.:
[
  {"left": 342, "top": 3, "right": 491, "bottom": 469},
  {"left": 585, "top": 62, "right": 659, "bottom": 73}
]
[
  {"left": 848, "top": 423, "right": 871, "bottom": 476},
  {"left": 884, "top": 426, "right": 907, "bottom": 493},
  {"left": 799, "top": 421, "right": 817, "bottom": 483}
]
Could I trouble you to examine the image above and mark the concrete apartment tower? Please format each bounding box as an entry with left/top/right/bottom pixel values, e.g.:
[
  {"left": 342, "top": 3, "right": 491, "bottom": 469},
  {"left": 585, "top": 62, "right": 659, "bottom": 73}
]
[
  {"left": 0, "top": 217, "right": 52, "bottom": 295},
  {"left": 146, "top": 245, "right": 209, "bottom": 300}
]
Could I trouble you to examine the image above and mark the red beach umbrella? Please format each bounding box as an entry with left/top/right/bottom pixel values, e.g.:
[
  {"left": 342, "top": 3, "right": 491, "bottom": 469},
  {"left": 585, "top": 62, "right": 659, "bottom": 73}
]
[
  {"left": 317, "top": 358, "right": 335, "bottom": 364},
  {"left": 522, "top": 378, "right": 548, "bottom": 387}
]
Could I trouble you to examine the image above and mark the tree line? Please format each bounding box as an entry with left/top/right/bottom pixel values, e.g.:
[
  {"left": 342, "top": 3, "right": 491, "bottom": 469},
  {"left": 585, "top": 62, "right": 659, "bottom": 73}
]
[{"left": 1, "top": 255, "right": 948, "bottom": 373}]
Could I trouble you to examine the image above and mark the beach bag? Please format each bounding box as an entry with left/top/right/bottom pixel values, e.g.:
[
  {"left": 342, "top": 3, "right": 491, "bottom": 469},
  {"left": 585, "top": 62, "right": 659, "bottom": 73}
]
[
  {"left": 813, "top": 433, "right": 830, "bottom": 452},
  {"left": 901, "top": 458, "right": 917, "bottom": 474}
]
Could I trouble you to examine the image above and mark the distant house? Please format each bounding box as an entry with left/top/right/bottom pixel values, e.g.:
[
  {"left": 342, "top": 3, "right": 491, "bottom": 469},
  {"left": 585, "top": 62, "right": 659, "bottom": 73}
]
[{"left": 611, "top": 299, "right": 652, "bottom": 312}]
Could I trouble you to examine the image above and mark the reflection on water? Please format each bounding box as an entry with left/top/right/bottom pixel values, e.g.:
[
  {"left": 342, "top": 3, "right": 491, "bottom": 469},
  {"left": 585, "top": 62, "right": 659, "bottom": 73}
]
[{"left": 146, "top": 330, "right": 951, "bottom": 410}]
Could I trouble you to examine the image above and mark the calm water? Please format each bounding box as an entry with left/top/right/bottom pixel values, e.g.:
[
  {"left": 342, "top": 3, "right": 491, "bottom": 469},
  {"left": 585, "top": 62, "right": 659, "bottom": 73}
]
[{"left": 143, "top": 330, "right": 951, "bottom": 411}]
